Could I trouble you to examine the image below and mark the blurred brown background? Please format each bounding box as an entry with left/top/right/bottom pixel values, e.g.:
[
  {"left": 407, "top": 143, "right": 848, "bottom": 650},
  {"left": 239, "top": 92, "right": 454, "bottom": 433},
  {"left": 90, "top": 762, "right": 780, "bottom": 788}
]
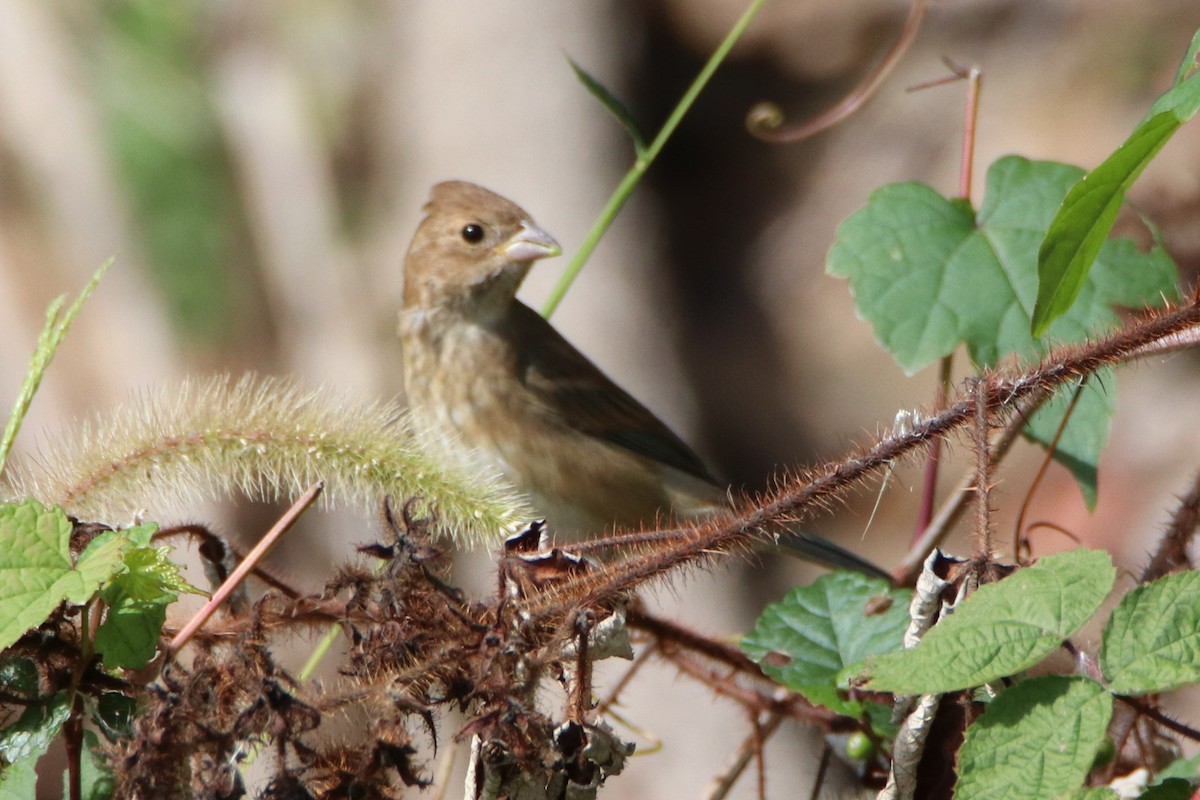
[{"left": 2, "top": 1, "right": 1199, "bottom": 796}]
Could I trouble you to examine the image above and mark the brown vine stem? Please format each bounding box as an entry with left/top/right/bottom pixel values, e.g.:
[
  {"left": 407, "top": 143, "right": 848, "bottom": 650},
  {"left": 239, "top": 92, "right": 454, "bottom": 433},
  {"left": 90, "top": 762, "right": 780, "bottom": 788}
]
[
  {"left": 914, "top": 62, "right": 979, "bottom": 546},
  {"left": 568, "top": 610, "right": 593, "bottom": 723},
  {"left": 704, "top": 709, "right": 786, "bottom": 800},
  {"left": 1141, "top": 466, "right": 1200, "bottom": 581},
  {"left": 809, "top": 746, "right": 833, "bottom": 800},
  {"left": 627, "top": 607, "right": 761, "bottom": 674},
  {"left": 1130, "top": 325, "right": 1200, "bottom": 358},
  {"left": 65, "top": 693, "right": 84, "bottom": 800},
  {"left": 662, "top": 647, "right": 832, "bottom": 725},
  {"left": 955, "top": 63, "right": 981, "bottom": 200},
  {"left": 535, "top": 290, "right": 1200, "bottom": 610},
  {"left": 971, "top": 378, "right": 994, "bottom": 559},
  {"left": 914, "top": 357, "right": 953, "bottom": 544},
  {"left": 166, "top": 481, "right": 323, "bottom": 656},
  {"left": 156, "top": 522, "right": 302, "bottom": 599},
  {"left": 746, "top": 0, "right": 928, "bottom": 143},
  {"left": 1011, "top": 381, "right": 1086, "bottom": 563},
  {"left": 1118, "top": 695, "right": 1200, "bottom": 743},
  {"left": 898, "top": 315, "right": 1199, "bottom": 584}
]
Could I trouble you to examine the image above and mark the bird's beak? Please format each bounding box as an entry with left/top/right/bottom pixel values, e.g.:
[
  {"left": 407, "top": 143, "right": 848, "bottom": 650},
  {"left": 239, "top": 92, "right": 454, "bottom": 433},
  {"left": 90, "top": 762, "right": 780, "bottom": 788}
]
[{"left": 502, "top": 221, "right": 561, "bottom": 263}]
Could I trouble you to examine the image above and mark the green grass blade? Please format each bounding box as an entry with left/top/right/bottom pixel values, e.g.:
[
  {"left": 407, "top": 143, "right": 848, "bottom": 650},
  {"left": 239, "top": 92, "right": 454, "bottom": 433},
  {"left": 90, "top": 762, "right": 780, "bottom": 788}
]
[
  {"left": 0, "top": 261, "right": 112, "bottom": 476},
  {"left": 541, "top": 0, "right": 770, "bottom": 318}
]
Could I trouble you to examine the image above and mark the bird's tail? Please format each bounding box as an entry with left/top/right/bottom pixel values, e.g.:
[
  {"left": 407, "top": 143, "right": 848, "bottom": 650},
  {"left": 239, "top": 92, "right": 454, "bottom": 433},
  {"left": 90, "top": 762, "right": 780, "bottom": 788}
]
[{"left": 774, "top": 529, "right": 893, "bottom": 582}]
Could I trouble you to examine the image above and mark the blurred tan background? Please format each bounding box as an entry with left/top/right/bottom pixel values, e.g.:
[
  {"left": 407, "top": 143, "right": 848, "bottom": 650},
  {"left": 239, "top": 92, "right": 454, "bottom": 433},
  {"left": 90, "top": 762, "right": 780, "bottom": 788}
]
[{"left": 2, "top": 1, "right": 1199, "bottom": 796}]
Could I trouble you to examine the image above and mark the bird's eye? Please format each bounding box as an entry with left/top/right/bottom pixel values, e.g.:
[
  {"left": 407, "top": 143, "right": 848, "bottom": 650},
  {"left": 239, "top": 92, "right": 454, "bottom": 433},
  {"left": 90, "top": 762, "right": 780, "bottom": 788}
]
[{"left": 461, "top": 223, "right": 485, "bottom": 244}]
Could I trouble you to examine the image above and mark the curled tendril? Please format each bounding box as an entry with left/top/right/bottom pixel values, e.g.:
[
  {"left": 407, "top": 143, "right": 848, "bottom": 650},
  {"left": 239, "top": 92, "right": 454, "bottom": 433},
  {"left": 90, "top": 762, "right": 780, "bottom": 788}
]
[
  {"left": 746, "top": 0, "right": 929, "bottom": 144},
  {"left": 745, "top": 101, "right": 785, "bottom": 136}
]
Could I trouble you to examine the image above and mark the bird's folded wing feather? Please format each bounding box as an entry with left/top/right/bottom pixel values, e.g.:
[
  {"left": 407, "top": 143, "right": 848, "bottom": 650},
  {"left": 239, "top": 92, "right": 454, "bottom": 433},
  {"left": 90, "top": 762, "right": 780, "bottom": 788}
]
[{"left": 506, "top": 303, "right": 718, "bottom": 485}]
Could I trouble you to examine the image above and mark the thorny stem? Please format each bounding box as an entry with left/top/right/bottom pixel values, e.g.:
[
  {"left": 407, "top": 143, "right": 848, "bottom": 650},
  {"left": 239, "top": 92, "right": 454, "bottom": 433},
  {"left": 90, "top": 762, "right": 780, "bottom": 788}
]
[
  {"left": 628, "top": 607, "right": 761, "bottom": 674},
  {"left": 628, "top": 610, "right": 840, "bottom": 729},
  {"left": 1130, "top": 325, "right": 1200, "bottom": 358},
  {"left": 536, "top": 292, "right": 1200, "bottom": 608},
  {"left": 915, "top": 356, "right": 953, "bottom": 542},
  {"left": 1141, "top": 466, "right": 1200, "bottom": 581},
  {"left": 746, "top": 0, "right": 928, "bottom": 143},
  {"left": 569, "top": 611, "right": 594, "bottom": 723},
  {"left": 1118, "top": 695, "right": 1200, "bottom": 743},
  {"left": 664, "top": 647, "right": 836, "bottom": 725},
  {"left": 164, "top": 293, "right": 1195, "bottom": 676},
  {"left": 896, "top": 395, "right": 1034, "bottom": 583},
  {"left": 627, "top": 645, "right": 832, "bottom": 795},
  {"left": 971, "top": 379, "right": 994, "bottom": 559}
]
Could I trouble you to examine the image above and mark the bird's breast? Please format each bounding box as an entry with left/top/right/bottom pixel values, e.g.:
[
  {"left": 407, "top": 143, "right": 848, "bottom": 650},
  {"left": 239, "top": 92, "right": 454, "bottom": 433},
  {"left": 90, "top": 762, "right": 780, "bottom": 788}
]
[
  {"left": 398, "top": 309, "right": 695, "bottom": 540},
  {"left": 400, "top": 310, "right": 521, "bottom": 471}
]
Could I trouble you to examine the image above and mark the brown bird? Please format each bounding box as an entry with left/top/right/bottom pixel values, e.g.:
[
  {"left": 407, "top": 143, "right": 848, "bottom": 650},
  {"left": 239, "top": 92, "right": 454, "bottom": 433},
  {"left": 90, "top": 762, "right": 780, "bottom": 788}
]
[{"left": 399, "top": 180, "right": 885, "bottom": 576}]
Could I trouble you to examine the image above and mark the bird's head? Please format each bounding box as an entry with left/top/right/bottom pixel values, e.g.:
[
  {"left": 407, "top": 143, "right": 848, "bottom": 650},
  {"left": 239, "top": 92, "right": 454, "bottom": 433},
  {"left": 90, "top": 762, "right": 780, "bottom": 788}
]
[{"left": 403, "top": 181, "right": 561, "bottom": 318}]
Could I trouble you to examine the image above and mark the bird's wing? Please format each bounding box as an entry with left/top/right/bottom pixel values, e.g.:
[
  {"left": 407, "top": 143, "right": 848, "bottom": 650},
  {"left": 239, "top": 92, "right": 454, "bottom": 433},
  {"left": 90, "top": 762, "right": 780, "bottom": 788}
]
[{"left": 506, "top": 302, "right": 718, "bottom": 485}]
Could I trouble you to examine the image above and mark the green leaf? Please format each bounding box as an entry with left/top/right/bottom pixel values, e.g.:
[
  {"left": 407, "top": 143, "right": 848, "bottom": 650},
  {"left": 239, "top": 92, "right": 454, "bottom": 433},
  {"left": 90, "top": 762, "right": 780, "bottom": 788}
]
[
  {"left": 1031, "top": 113, "right": 1177, "bottom": 336},
  {"left": 864, "top": 549, "right": 1114, "bottom": 694},
  {"left": 741, "top": 572, "right": 910, "bottom": 717},
  {"left": 1101, "top": 570, "right": 1200, "bottom": 695},
  {"left": 72, "top": 531, "right": 137, "bottom": 600},
  {"left": 1138, "top": 779, "right": 1195, "bottom": 800},
  {"left": 1032, "top": 31, "right": 1200, "bottom": 336},
  {"left": 0, "top": 753, "right": 41, "bottom": 798},
  {"left": 114, "top": 534, "right": 201, "bottom": 599},
  {"left": 1154, "top": 750, "right": 1200, "bottom": 784},
  {"left": 568, "top": 57, "right": 647, "bottom": 157},
  {"left": 826, "top": 182, "right": 976, "bottom": 374},
  {"left": 1056, "top": 790, "right": 1118, "bottom": 800},
  {"left": 1167, "top": 29, "right": 1200, "bottom": 87},
  {"left": 1026, "top": 234, "right": 1176, "bottom": 505},
  {"left": 828, "top": 157, "right": 1177, "bottom": 504},
  {"left": 94, "top": 591, "right": 169, "bottom": 670},
  {"left": 0, "top": 690, "right": 71, "bottom": 765},
  {"left": 0, "top": 501, "right": 123, "bottom": 651},
  {"left": 0, "top": 504, "right": 171, "bottom": 655},
  {"left": 94, "top": 524, "right": 194, "bottom": 670},
  {"left": 957, "top": 676, "right": 1112, "bottom": 800}
]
